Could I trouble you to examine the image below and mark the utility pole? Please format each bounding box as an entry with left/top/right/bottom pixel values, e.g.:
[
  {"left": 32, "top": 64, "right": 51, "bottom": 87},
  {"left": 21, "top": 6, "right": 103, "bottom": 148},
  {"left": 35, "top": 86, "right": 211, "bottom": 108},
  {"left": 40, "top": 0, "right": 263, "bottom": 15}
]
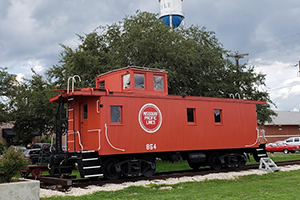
[{"left": 227, "top": 51, "right": 249, "bottom": 66}]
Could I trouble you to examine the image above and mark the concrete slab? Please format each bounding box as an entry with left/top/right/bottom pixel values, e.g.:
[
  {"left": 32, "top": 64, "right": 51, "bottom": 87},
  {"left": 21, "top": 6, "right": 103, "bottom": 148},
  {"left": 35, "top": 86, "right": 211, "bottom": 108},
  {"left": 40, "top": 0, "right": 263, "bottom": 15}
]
[{"left": 0, "top": 179, "right": 40, "bottom": 200}]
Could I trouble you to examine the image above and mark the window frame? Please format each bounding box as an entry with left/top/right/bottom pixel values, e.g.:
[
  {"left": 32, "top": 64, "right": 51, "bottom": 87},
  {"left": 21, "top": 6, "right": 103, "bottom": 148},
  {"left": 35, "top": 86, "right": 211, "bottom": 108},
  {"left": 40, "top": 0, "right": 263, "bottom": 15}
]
[
  {"left": 214, "top": 109, "right": 223, "bottom": 125},
  {"left": 122, "top": 74, "right": 131, "bottom": 90},
  {"left": 153, "top": 75, "right": 164, "bottom": 91},
  {"left": 187, "top": 108, "right": 196, "bottom": 125},
  {"left": 98, "top": 81, "right": 105, "bottom": 89},
  {"left": 110, "top": 105, "right": 122, "bottom": 124},
  {"left": 134, "top": 73, "right": 145, "bottom": 89},
  {"left": 83, "top": 104, "right": 88, "bottom": 120}
]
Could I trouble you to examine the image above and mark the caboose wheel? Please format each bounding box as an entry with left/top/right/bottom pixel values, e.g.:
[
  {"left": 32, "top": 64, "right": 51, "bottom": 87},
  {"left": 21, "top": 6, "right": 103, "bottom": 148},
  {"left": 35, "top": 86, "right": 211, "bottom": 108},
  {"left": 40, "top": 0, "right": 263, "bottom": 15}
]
[
  {"left": 208, "top": 153, "right": 223, "bottom": 170},
  {"left": 237, "top": 153, "right": 247, "bottom": 168},
  {"left": 141, "top": 156, "right": 156, "bottom": 177},
  {"left": 103, "top": 158, "right": 121, "bottom": 180}
]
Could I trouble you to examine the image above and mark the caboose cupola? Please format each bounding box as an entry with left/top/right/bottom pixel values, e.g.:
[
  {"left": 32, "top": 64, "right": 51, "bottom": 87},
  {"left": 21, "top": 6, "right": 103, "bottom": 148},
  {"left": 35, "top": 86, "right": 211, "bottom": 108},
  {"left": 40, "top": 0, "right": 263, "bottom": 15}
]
[{"left": 95, "top": 67, "right": 168, "bottom": 95}]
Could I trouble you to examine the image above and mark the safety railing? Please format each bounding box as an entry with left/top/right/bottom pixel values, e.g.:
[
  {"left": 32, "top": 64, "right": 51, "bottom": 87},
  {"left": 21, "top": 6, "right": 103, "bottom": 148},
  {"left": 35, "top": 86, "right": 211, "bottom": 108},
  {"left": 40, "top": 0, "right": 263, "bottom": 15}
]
[
  {"left": 245, "top": 127, "right": 267, "bottom": 147},
  {"left": 87, "top": 129, "right": 101, "bottom": 151},
  {"left": 105, "top": 123, "right": 125, "bottom": 152},
  {"left": 67, "top": 130, "right": 84, "bottom": 151},
  {"left": 67, "top": 75, "right": 81, "bottom": 94}
]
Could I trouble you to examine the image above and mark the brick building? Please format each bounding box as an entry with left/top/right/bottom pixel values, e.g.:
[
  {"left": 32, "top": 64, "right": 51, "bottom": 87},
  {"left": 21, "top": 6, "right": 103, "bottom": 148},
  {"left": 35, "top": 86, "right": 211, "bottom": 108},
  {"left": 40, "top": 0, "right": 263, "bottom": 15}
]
[
  {"left": 0, "top": 121, "right": 15, "bottom": 145},
  {"left": 263, "top": 110, "right": 300, "bottom": 143}
]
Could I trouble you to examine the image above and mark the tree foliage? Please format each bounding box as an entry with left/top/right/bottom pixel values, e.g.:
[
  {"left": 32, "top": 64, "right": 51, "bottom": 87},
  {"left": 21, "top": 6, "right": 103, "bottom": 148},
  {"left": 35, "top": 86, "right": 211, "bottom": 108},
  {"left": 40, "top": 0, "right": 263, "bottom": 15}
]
[
  {"left": 10, "top": 70, "right": 57, "bottom": 145},
  {"left": 0, "top": 67, "right": 18, "bottom": 122},
  {"left": 47, "top": 11, "right": 274, "bottom": 124}
]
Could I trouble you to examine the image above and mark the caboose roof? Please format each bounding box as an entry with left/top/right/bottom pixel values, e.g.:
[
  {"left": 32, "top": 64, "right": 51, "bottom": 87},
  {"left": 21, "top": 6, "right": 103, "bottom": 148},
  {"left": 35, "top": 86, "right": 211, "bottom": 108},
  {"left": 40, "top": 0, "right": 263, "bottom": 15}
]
[
  {"left": 94, "top": 66, "right": 169, "bottom": 95},
  {"left": 50, "top": 66, "right": 265, "bottom": 106},
  {"left": 50, "top": 86, "right": 265, "bottom": 105},
  {"left": 95, "top": 66, "right": 167, "bottom": 78}
]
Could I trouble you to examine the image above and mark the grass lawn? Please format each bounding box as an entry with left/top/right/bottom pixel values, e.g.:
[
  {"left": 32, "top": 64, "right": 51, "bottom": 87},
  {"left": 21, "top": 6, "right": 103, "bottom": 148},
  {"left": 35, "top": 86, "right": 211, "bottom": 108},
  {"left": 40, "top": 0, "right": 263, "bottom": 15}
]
[
  {"left": 42, "top": 167, "right": 300, "bottom": 200},
  {"left": 41, "top": 153, "right": 300, "bottom": 200}
]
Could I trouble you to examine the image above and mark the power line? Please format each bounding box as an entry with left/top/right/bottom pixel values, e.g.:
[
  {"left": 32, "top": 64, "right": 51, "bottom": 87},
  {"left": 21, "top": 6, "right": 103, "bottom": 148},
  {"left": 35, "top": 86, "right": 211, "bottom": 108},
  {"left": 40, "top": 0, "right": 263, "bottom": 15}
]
[
  {"left": 238, "top": 32, "right": 300, "bottom": 62},
  {"left": 267, "top": 82, "right": 300, "bottom": 91}
]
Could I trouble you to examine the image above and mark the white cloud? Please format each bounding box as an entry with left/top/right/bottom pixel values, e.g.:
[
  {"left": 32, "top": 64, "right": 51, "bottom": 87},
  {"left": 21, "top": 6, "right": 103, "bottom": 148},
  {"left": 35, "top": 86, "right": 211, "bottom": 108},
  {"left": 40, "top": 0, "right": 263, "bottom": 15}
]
[
  {"left": 290, "top": 85, "right": 300, "bottom": 95},
  {"left": 16, "top": 73, "right": 24, "bottom": 82},
  {"left": 1, "top": 0, "right": 300, "bottom": 111}
]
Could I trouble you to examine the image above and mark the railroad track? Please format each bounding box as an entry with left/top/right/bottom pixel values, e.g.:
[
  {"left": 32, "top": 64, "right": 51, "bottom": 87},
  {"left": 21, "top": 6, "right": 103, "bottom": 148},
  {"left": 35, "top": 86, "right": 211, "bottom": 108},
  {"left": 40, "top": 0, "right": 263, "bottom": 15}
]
[{"left": 40, "top": 159, "right": 300, "bottom": 191}]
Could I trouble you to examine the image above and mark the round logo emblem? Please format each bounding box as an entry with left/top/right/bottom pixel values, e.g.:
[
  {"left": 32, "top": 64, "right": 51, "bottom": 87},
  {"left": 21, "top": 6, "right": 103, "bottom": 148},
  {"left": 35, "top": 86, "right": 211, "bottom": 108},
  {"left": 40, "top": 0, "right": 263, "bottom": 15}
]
[{"left": 138, "top": 103, "right": 162, "bottom": 133}]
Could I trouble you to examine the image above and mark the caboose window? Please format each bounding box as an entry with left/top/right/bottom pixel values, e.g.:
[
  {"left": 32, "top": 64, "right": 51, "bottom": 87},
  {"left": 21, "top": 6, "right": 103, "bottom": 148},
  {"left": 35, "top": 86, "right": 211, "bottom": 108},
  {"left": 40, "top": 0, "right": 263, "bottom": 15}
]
[
  {"left": 83, "top": 104, "right": 88, "bottom": 119},
  {"left": 123, "top": 74, "right": 130, "bottom": 89},
  {"left": 99, "top": 81, "right": 105, "bottom": 89},
  {"left": 111, "top": 106, "right": 121, "bottom": 123},
  {"left": 134, "top": 74, "right": 145, "bottom": 89},
  {"left": 187, "top": 108, "right": 195, "bottom": 123},
  {"left": 214, "top": 109, "right": 222, "bottom": 123},
  {"left": 154, "top": 76, "right": 164, "bottom": 90}
]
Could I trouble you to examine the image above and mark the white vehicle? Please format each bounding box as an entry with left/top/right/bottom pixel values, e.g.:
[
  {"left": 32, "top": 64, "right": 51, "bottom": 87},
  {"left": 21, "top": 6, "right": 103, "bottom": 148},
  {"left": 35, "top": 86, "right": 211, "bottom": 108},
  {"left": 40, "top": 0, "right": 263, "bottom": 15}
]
[{"left": 284, "top": 137, "right": 300, "bottom": 146}]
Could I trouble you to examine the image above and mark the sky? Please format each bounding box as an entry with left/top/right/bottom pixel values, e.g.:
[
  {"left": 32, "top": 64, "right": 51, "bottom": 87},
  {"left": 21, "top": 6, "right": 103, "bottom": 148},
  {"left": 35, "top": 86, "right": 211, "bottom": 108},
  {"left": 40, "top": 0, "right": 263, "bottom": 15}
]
[{"left": 1, "top": 0, "right": 300, "bottom": 111}]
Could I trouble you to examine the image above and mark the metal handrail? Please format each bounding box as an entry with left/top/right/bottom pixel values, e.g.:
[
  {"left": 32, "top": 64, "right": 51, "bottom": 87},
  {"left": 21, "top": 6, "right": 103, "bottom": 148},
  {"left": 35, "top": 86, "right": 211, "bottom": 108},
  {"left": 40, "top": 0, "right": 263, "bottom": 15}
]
[
  {"left": 67, "top": 130, "right": 83, "bottom": 151},
  {"left": 87, "top": 129, "right": 101, "bottom": 150},
  {"left": 76, "top": 131, "right": 84, "bottom": 151},
  {"left": 245, "top": 127, "right": 259, "bottom": 147},
  {"left": 67, "top": 75, "right": 81, "bottom": 94},
  {"left": 96, "top": 100, "right": 100, "bottom": 113},
  {"left": 105, "top": 123, "right": 125, "bottom": 152}
]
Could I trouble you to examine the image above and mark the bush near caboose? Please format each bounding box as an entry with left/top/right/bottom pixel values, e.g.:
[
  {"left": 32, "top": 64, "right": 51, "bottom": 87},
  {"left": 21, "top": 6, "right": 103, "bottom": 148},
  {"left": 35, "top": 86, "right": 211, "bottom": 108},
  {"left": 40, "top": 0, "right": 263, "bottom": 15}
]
[
  {"left": 0, "top": 146, "right": 29, "bottom": 183},
  {"left": 0, "top": 140, "right": 5, "bottom": 155}
]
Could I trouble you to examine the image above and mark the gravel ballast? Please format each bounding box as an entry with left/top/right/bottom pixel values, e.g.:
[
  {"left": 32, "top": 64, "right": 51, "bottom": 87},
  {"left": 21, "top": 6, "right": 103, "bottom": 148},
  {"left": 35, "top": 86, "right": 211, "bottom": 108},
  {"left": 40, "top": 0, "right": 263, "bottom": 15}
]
[{"left": 40, "top": 165, "right": 300, "bottom": 198}]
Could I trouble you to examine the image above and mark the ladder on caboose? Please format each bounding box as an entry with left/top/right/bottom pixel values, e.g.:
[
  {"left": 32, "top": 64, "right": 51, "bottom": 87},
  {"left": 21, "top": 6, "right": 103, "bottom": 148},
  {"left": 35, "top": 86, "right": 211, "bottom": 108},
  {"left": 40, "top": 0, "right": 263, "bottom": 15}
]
[
  {"left": 67, "top": 75, "right": 81, "bottom": 152},
  {"left": 259, "top": 157, "right": 280, "bottom": 172}
]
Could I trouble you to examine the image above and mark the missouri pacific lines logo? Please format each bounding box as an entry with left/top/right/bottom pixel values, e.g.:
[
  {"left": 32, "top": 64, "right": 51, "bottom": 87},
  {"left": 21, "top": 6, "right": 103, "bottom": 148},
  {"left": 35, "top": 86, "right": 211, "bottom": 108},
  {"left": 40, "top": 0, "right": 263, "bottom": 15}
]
[{"left": 138, "top": 103, "right": 162, "bottom": 133}]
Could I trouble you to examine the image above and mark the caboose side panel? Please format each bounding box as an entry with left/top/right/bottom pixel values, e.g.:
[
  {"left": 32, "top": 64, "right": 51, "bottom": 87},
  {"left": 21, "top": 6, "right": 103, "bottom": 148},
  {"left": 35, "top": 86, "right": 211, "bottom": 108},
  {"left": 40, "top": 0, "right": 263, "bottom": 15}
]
[{"left": 98, "top": 95, "right": 259, "bottom": 155}]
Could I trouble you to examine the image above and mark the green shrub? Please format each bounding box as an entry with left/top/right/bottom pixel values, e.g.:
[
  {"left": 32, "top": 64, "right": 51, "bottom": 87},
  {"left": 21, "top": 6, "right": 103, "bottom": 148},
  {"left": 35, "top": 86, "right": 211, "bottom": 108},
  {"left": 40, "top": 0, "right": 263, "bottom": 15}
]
[
  {"left": 0, "top": 146, "right": 29, "bottom": 183},
  {"left": 0, "top": 141, "right": 5, "bottom": 155},
  {"left": 41, "top": 135, "right": 52, "bottom": 143}
]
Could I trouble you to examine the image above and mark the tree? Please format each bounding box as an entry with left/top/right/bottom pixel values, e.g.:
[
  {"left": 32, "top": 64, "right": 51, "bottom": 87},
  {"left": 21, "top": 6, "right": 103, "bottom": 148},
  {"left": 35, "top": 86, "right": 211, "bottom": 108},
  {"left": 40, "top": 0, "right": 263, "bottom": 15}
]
[
  {"left": 0, "top": 67, "right": 18, "bottom": 122},
  {"left": 47, "top": 11, "right": 275, "bottom": 124},
  {"left": 221, "top": 63, "right": 275, "bottom": 124},
  {"left": 10, "top": 70, "right": 57, "bottom": 145}
]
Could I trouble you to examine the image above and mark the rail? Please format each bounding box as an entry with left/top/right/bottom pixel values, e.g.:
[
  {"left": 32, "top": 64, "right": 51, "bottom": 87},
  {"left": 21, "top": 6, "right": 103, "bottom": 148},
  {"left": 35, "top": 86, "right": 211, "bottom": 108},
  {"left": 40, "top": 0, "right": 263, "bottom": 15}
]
[
  {"left": 96, "top": 100, "right": 100, "bottom": 113},
  {"left": 245, "top": 127, "right": 259, "bottom": 147},
  {"left": 76, "top": 131, "right": 84, "bottom": 151},
  {"left": 105, "top": 123, "right": 125, "bottom": 152},
  {"left": 229, "top": 93, "right": 241, "bottom": 99},
  {"left": 67, "top": 75, "right": 81, "bottom": 94},
  {"left": 87, "top": 129, "right": 101, "bottom": 150},
  {"left": 67, "top": 130, "right": 84, "bottom": 151}
]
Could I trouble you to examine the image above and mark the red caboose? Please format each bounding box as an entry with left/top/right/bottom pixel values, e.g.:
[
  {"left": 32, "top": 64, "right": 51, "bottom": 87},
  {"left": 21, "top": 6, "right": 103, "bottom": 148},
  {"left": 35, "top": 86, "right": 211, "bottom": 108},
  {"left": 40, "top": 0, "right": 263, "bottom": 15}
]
[{"left": 50, "top": 67, "right": 267, "bottom": 180}]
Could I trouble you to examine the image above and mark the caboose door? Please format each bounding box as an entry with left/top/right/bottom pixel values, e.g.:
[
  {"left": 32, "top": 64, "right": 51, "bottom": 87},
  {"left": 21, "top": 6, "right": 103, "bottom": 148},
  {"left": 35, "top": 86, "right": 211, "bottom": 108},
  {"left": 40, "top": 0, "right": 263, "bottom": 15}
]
[{"left": 80, "top": 102, "right": 88, "bottom": 150}]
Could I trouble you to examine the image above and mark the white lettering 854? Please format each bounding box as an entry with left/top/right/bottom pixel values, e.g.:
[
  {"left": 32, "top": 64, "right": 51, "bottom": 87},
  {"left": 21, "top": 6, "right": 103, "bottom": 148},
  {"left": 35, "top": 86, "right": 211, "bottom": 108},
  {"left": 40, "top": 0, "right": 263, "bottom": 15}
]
[{"left": 146, "top": 144, "right": 157, "bottom": 151}]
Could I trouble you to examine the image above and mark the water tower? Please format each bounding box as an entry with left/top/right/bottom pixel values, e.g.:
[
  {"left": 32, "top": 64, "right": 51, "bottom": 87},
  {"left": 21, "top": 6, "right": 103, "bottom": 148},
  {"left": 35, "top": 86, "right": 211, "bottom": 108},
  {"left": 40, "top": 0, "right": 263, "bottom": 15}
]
[{"left": 159, "top": 0, "right": 184, "bottom": 28}]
